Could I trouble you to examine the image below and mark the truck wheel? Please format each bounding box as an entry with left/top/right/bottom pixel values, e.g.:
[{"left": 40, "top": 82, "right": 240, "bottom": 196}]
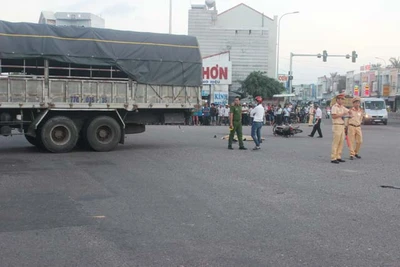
[
  {"left": 25, "top": 135, "right": 39, "bottom": 146},
  {"left": 86, "top": 116, "right": 121, "bottom": 152},
  {"left": 25, "top": 130, "right": 45, "bottom": 149},
  {"left": 40, "top": 116, "right": 78, "bottom": 153}
]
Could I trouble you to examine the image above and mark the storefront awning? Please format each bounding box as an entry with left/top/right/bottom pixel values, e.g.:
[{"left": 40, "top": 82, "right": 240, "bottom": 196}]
[{"left": 273, "top": 93, "right": 296, "bottom": 97}]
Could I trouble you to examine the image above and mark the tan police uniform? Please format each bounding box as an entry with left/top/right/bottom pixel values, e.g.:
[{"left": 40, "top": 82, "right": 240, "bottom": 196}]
[
  {"left": 308, "top": 105, "right": 315, "bottom": 126},
  {"left": 331, "top": 94, "right": 349, "bottom": 161},
  {"left": 347, "top": 97, "right": 364, "bottom": 158}
]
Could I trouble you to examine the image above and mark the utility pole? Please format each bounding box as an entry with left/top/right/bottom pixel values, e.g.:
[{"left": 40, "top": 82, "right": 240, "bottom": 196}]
[
  {"left": 169, "top": 0, "right": 172, "bottom": 34},
  {"left": 276, "top": 11, "right": 299, "bottom": 79}
]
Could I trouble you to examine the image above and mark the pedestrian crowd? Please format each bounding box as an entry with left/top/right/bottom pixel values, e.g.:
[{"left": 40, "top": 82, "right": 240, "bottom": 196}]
[
  {"left": 191, "top": 94, "right": 364, "bottom": 163},
  {"left": 190, "top": 102, "right": 327, "bottom": 127}
]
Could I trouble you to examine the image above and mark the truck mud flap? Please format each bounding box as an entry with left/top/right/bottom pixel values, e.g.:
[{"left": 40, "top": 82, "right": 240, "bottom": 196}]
[{"left": 26, "top": 110, "right": 49, "bottom": 137}]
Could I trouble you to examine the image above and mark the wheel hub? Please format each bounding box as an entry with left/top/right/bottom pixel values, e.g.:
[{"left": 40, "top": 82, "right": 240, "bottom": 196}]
[
  {"left": 50, "top": 125, "right": 71, "bottom": 145},
  {"left": 98, "top": 129, "right": 108, "bottom": 138},
  {"left": 96, "top": 126, "right": 113, "bottom": 143}
]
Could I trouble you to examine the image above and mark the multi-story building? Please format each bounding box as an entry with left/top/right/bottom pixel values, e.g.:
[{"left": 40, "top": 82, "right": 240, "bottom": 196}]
[
  {"left": 39, "top": 11, "right": 105, "bottom": 28},
  {"left": 317, "top": 76, "right": 329, "bottom": 100},
  {"left": 373, "top": 68, "right": 399, "bottom": 110},
  {"left": 188, "top": 1, "right": 277, "bottom": 95},
  {"left": 293, "top": 83, "right": 317, "bottom": 102},
  {"left": 321, "top": 66, "right": 400, "bottom": 111},
  {"left": 317, "top": 73, "right": 347, "bottom": 101}
]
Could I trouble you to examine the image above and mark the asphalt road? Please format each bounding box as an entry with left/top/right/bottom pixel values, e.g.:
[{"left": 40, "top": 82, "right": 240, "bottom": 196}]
[{"left": 1, "top": 120, "right": 400, "bottom": 267}]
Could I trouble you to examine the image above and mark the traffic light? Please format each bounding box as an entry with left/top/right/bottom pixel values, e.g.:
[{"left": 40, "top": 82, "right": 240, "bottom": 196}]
[
  {"left": 352, "top": 51, "right": 357, "bottom": 63},
  {"left": 322, "top": 50, "right": 328, "bottom": 62}
]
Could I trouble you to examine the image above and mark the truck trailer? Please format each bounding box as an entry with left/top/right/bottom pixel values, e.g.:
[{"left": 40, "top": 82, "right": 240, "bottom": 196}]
[{"left": 0, "top": 20, "right": 202, "bottom": 153}]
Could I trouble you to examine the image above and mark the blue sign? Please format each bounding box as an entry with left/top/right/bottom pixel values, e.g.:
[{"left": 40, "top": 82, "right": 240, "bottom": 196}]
[
  {"left": 214, "top": 92, "right": 228, "bottom": 105},
  {"left": 202, "top": 90, "right": 210, "bottom": 97}
]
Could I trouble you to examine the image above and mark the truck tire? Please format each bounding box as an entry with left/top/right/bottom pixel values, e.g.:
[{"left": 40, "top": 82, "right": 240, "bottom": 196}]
[
  {"left": 25, "top": 135, "right": 39, "bottom": 146},
  {"left": 40, "top": 116, "right": 79, "bottom": 153},
  {"left": 86, "top": 116, "right": 121, "bottom": 152},
  {"left": 25, "top": 129, "right": 45, "bottom": 149}
]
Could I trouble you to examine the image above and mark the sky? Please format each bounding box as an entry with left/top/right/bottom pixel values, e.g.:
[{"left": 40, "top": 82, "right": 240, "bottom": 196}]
[{"left": 1, "top": 0, "right": 400, "bottom": 84}]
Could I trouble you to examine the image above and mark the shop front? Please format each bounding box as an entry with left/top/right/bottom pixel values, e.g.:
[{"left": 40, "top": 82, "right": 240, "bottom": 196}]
[
  {"left": 202, "top": 51, "right": 232, "bottom": 105},
  {"left": 395, "top": 95, "right": 400, "bottom": 112}
]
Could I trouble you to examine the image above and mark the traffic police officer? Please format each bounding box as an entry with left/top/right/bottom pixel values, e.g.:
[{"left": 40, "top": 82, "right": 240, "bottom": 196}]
[
  {"left": 347, "top": 97, "right": 364, "bottom": 160},
  {"left": 308, "top": 103, "right": 315, "bottom": 126},
  {"left": 228, "top": 97, "right": 247, "bottom": 150},
  {"left": 330, "top": 93, "right": 351, "bottom": 164}
]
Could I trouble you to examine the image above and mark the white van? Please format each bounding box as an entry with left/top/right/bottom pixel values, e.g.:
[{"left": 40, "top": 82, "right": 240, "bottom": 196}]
[{"left": 360, "top": 98, "right": 388, "bottom": 125}]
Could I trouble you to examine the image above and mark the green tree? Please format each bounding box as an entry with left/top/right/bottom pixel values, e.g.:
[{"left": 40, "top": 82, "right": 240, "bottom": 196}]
[
  {"left": 237, "top": 71, "right": 285, "bottom": 99},
  {"left": 371, "top": 63, "right": 382, "bottom": 69},
  {"left": 389, "top": 57, "right": 400, "bottom": 68}
]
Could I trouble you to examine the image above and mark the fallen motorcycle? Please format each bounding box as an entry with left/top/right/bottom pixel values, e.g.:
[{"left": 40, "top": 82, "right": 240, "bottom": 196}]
[{"left": 273, "top": 124, "right": 303, "bottom": 137}]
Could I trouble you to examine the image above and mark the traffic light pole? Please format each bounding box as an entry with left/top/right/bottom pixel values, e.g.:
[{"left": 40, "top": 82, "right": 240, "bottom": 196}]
[{"left": 288, "top": 52, "right": 357, "bottom": 101}]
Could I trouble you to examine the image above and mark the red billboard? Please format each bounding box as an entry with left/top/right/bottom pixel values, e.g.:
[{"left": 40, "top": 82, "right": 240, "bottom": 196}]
[
  {"left": 354, "top": 86, "right": 359, "bottom": 96},
  {"left": 364, "top": 85, "right": 370, "bottom": 97}
]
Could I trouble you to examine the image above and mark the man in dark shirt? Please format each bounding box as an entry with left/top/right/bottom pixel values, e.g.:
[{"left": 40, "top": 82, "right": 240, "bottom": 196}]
[
  {"left": 210, "top": 103, "right": 217, "bottom": 126},
  {"left": 202, "top": 103, "right": 210, "bottom": 126}
]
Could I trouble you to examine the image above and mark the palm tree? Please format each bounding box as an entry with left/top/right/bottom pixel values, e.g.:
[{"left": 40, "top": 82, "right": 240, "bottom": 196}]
[
  {"left": 371, "top": 63, "right": 382, "bottom": 69},
  {"left": 389, "top": 57, "right": 400, "bottom": 69}
]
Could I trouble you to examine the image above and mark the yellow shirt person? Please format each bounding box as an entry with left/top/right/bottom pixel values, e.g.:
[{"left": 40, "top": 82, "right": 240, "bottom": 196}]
[
  {"left": 347, "top": 97, "right": 364, "bottom": 159},
  {"left": 330, "top": 94, "right": 350, "bottom": 163}
]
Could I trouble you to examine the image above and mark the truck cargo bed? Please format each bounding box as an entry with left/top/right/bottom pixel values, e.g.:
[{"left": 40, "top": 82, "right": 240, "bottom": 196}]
[{"left": 0, "top": 77, "right": 200, "bottom": 110}]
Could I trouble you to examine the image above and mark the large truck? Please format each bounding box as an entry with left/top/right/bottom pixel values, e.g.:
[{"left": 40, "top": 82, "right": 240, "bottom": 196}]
[{"left": 0, "top": 20, "right": 202, "bottom": 153}]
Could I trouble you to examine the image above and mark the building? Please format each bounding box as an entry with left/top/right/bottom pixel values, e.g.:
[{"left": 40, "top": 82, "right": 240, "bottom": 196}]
[
  {"left": 320, "top": 64, "right": 400, "bottom": 111},
  {"left": 316, "top": 73, "right": 346, "bottom": 101},
  {"left": 317, "top": 76, "right": 329, "bottom": 100},
  {"left": 201, "top": 51, "right": 232, "bottom": 105},
  {"left": 293, "top": 84, "right": 317, "bottom": 102},
  {"left": 359, "top": 67, "right": 400, "bottom": 110},
  {"left": 188, "top": 1, "right": 277, "bottom": 96},
  {"left": 39, "top": 11, "right": 105, "bottom": 28}
]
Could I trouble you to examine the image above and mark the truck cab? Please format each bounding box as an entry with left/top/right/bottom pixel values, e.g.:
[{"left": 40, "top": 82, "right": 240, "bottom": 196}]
[{"left": 360, "top": 98, "right": 388, "bottom": 125}]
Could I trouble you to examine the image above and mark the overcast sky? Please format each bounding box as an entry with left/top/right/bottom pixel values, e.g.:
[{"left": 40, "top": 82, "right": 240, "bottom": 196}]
[{"left": 1, "top": 0, "right": 399, "bottom": 84}]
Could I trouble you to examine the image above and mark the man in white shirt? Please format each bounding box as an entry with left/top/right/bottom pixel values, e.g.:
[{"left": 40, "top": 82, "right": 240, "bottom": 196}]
[
  {"left": 218, "top": 105, "right": 225, "bottom": 125},
  {"left": 275, "top": 104, "right": 283, "bottom": 125},
  {"left": 223, "top": 104, "right": 230, "bottom": 126},
  {"left": 250, "top": 96, "right": 265, "bottom": 150},
  {"left": 288, "top": 104, "right": 293, "bottom": 113},
  {"left": 308, "top": 104, "right": 323, "bottom": 138},
  {"left": 249, "top": 105, "right": 254, "bottom": 125},
  {"left": 242, "top": 104, "right": 249, "bottom": 125},
  {"left": 283, "top": 104, "right": 291, "bottom": 125}
]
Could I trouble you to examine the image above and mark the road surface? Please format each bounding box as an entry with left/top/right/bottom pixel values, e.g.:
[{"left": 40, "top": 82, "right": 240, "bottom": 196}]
[{"left": 0, "top": 120, "right": 399, "bottom": 266}]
